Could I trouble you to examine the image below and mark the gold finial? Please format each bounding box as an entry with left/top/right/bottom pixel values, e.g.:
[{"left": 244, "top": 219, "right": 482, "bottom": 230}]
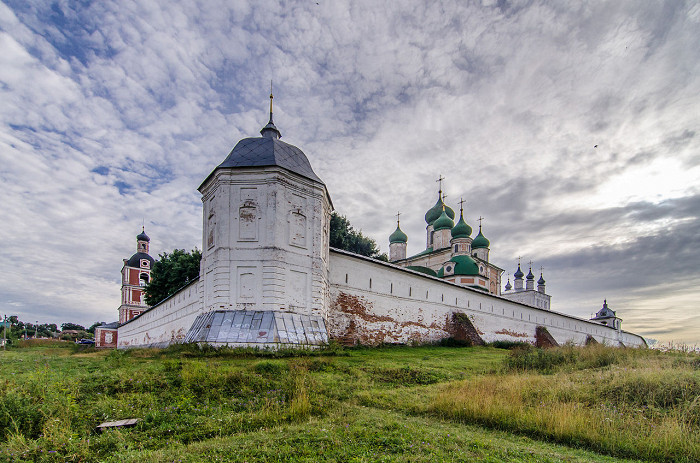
[{"left": 269, "top": 80, "right": 273, "bottom": 117}]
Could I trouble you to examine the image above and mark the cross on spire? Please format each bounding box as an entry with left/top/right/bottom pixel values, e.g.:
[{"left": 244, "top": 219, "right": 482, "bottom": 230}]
[
  {"left": 269, "top": 81, "right": 274, "bottom": 120},
  {"left": 540, "top": 265, "right": 544, "bottom": 274},
  {"left": 528, "top": 259, "right": 533, "bottom": 269},
  {"left": 477, "top": 216, "right": 484, "bottom": 228},
  {"left": 436, "top": 175, "right": 444, "bottom": 194},
  {"left": 396, "top": 211, "right": 401, "bottom": 224},
  {"left": 458, "top": 197, "right": 466, "bottom": 214}
]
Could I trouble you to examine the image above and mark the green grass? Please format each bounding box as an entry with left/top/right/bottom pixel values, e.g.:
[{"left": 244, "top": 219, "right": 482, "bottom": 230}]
[{"left": 0, "top": 341, "right": 696, "bottom": 462}]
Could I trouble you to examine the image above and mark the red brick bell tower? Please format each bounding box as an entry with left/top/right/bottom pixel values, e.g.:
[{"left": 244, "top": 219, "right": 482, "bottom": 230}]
[{"left": 118, "top": 228, "right": 155, "bottom": 323}]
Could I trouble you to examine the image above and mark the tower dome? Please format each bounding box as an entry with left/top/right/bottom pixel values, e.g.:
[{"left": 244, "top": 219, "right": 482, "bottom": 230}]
[
  {"left": 437, "top": 254, "right": 480, "bottom": 277},
  {"left": 526, "top": 267, "right": 535, "bottom": 280},
  {"left": 389, "top": 224, "right": 408, "bottom": 244},
  {"left": 433, "top": 208, "right": 455, "bottom": 231},
  {"left": 514, "top": 264, "right": 524, "bottom": 279},
  {"left": 425, "top": 194, "right": 455, "bottom": 225},
  {"left": 136, "top": 228, "right": 150, "bottom": 242},
  {"left": 505, "top": 278, "right": 512, "bottom": 291},
  {"left": 537, "top": 274, "right": 545, "bottom": 285},
  {"left": 451, "top": 210, "right": 472, "bottom": 239},
  {"left": 471, "top": 226, "right": 490, "bottom": 249},
  {"left": 199, "top": 93, "right": 323, "bottom": 190}
]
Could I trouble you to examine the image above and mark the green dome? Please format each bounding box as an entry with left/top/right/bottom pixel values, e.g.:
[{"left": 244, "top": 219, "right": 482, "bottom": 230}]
[
  {"left": 471, "top": 227, "right": 490, "bottom": 249},
  {"left": 425, "top": 195, "right": 455, "bottom": 225},
  {"left": 433, "top": 209, "right": 454, "bottom": 231},
  {"left": 389, "top": 224, "right": 408, "bottom": 244},
  {"left": 437, "top": 255, "right": 480, "bottom": 277},
  {"left": 451, "top": 212, "right": 472, "bottom": 239}
]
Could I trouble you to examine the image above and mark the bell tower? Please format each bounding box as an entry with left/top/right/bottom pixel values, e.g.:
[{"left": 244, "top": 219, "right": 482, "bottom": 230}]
[{"left": 118, "top": 228, "right": 155, "bottom": 323}]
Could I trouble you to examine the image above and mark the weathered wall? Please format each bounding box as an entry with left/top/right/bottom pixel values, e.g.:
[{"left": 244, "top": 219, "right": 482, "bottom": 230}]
[
  {"left": 198, "top": 167, "right": 331, "bottom": 319},
  {"left": 328, "top": 250, "right": 646, "bottom": 347},
  {"left": 94, "top": 327, "right": 117, "bottom": 348},
  {"left": 117, "top": 279, "right": 204, "bottom": 348}
]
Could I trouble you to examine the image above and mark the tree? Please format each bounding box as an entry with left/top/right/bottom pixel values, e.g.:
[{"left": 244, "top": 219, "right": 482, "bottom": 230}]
[
  {"left": 330, "top": 212, "right": 388, "bottom": 261},
  {"left": 87, "top": 322, "right": 103, "bottom": 334},
  {"left": 145, "top": 248, "right": 202, "bottom": 306},
  {"left": 61, "top": 323, "right": 86, "bottom": 331}
]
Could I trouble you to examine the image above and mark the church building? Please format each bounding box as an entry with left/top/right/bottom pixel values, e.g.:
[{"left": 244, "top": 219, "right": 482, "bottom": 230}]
[{"left": 113, "top": 96, "right": 646, "bottom": 349}]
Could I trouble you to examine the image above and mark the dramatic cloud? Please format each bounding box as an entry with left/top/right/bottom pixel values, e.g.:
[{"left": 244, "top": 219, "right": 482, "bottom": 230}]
[{"left": 1, "top": 0, "right": 698, "bottom": 344}]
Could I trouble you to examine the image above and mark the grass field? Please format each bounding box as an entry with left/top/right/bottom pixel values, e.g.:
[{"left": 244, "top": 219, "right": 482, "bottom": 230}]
[{"left": 0, "top": 341, "right": 698, "bottom": 462}]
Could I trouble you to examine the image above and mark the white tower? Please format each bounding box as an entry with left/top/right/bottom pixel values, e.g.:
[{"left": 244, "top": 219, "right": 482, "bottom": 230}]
[{"left": 197, "top": 94, "right": 332, "bottom": 320}]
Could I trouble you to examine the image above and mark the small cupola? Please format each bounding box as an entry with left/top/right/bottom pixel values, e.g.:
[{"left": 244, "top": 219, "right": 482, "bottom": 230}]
[
  {"left": 525, "top": 265, "right": 535, "bottom": 290},
  {"left": 451, "top": 202, "right": 472, "bottom": 239},
  {"left": 260, "top": 91, "right": 282, "bottom": 139},
  {"left": 433, "top": 207, "right": 454, "bottom": 231},
  {"left": 471, "top": 226, "right": 490, "bottom": 249},
  {"left": 504, "top": 278, "right": 512, "bottom": 291},
  {"left": 389, "top": 213, "right": 408, "bottom": 262}
]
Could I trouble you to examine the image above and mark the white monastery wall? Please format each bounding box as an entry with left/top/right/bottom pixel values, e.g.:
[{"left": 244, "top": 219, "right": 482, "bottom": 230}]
[
  {"left": 117, "top": 279, "right": 204, "bottom": 348},
  {"left": 328, "top": 250, "right": 646, "bottom": 347}
]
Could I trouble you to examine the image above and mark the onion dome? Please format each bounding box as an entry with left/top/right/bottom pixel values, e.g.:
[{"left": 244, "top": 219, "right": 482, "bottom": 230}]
[
  {"left": 537, "top": 274, "right": 546, "bottom": 285},
  {"left": 437, "top": 254, "right": 480, "bottom": 277},
  {"left": 471, "top": 226, "right": 490, "bottom": 249},
  {"left": 136, "top": 228, "right": 150, "bottom": 242},
  {"left": 425, "top": 194, "right": 455, "bottom": 225},
  {"left": 451, "top": 211, "right": 472, "bottom": 239},
  {"left": 526, "top": 267, "right": 535, "bottom": 280},
  {"left": 514, "top": 264, "right": 524, "bottom": 279},
  {"left": 389, "top": 224, "right": 408, "bottom": 244},
  {"left": 505, "top": 279, "right": 512, "bottom": 291},
  {"left": 433, "top": 208, "right": 455, "bottom": 231}
]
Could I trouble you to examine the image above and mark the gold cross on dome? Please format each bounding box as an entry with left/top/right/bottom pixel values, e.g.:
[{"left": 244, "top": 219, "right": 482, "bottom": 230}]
[
  {"left": 436, "top": 174, "right": 444, "bottom": 193},
  {"left": 458, "top": 197, "right": 466, "bottom": 213}
]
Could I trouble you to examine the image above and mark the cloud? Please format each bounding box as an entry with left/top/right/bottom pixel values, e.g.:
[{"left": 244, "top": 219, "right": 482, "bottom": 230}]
[{"left": 0, "top": 0, "right": 699, "bottom": 343}]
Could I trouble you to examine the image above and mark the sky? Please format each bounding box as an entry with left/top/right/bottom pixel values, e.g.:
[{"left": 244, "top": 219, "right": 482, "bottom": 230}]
[{"left": 1, "top": 0, "right": 699, "bottom": 346}]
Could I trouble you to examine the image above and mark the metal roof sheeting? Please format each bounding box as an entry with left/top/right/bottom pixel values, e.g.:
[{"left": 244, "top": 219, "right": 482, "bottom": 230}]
[{"left": 184, "top": 310, "right": 328, "bottom": 346}]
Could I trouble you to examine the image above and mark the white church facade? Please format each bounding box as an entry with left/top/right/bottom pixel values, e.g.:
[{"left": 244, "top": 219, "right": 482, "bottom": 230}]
[{"left": 115, "top": 98, "right": 646, "bottom": 349}]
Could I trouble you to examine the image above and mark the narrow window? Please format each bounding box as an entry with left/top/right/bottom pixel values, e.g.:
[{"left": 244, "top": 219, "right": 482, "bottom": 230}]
[
  {"left": 369, "top": 278, "right": 372, "bottom": 289},
  {"left": 345, "top": 273, "right": 348, "bottom": 283},
  {"left": 390, "top": 283, "right": 393, "bottom": 294},
  {"left": 409, "top": 287, "right": 412, "bottom": 297},
  {"left": 426, "top": 290, "right": 429, "bottom": 299},
  {"left": 441, "top": 294, "right": 444, "bottom": 302}
]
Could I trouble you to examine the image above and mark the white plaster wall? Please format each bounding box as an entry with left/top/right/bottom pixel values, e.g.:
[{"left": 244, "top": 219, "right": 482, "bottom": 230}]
[
  {"left": 198, "top": 167, "right": 331, "bottom": 319},
  {"left": 328, "top": 250, "right": 646, "bottom": 347},
  {"left": 502, "top": 289, "right": 551, "bottom": 310},
  {"left": 117, "top": 280, "right": 204, "bottom": 348}
]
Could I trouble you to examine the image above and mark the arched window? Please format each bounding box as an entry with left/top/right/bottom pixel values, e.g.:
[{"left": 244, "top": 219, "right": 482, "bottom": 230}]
[{"left": 139, "top": 273, "right": 149, "bottom": 287}]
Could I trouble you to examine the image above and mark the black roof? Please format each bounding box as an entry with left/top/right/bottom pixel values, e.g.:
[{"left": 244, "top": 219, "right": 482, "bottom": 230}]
[
  {"left": 200, "top": 136, "right": 323, "bottom": 188},
  {"left": 127, "top": 252, "right": 155, "bottom": 268},
  {"left": 98, "top": 322, "right": 120, "bottom": 329}
]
